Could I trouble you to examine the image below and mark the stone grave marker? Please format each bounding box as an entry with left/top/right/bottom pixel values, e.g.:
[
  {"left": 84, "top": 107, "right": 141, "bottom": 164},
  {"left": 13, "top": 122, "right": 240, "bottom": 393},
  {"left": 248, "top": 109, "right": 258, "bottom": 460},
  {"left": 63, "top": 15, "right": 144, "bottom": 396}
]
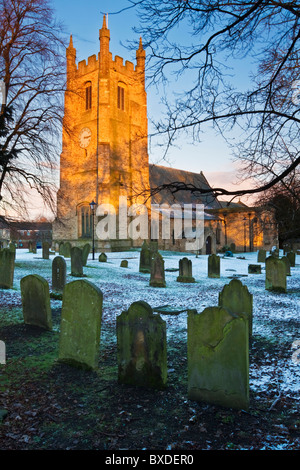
[
  {"left": 28, "top": 241, "right": 33, "bottom": 253},
  {"left": 52, "top": 256, "right": 67, "bottom": 292},
  {"left": 32, "top": 242, "right": 37, "bottom": 254},
  {"left": 42, "top": 241, "right": 50, "bottom": 260},
  {"left": 59, "top": 242, "right": 64, "bottom": 256},
  {"left": 99, "top": 252, "right": 107, "bottom": 263},
  {"left": 63, "top": 242, "right": 72, "bottom": 258},
  {"left": 71, "top": 246, "right": 83, "bottom": 277},
  {"left": 0, "top": 249, "right": 15, "bottom": 289},
  {"left": 120, "top": 260, "right": 128, "bottom": 268},
  {"left": 281, "top": 256, "right": 291, "bottom": 276},
  {"left": 177, "top": 257, "right": 195, "bottom": 283},
  {"left": 58, "top": 280, "right": 103, "bottom": 370},
  {"left": 187, "top": 306, "right": 249, "bottom": 410},
  {"left": 257, "top": 249, "right": 266, "bottom": 263},
  {"left": 82, "top": 243, "right": 91, "bottom": 266},
  {"left": 117, "top": 300, "right": 167, "bottom": 389},
  {"left": 21, "top": 274, "right": 52, "bottom": 330},
  {"left": 287, "top": 251, "right": 296, "bottom": 268},
  {"left": 265, "top": 256, "right": 287, "bottom": 293},
  {"left": 218, "top": 278, "right": 253, "bottom": 337},
  {"left": 9, "top": 243, "right": 16, "bottom": 259},
  {"left": 248, "top": 264, "right": 261, "bottom": 274},
  {"left": 208, "top": 254, "right": 220, "bottom": 278},
  {"left": 150, "top": 252, "right": 166, "bottom": 287},
  {"left": 139, "top": 241, "right": 152, "bottom": 273}
]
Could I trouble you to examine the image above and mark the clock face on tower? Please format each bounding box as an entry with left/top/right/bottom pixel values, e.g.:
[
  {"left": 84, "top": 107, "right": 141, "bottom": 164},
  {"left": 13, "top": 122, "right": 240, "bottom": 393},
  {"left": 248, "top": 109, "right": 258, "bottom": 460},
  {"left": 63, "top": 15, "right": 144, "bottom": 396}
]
[{"left": 79, "top": 127, "right": 92, "bottom": 149}]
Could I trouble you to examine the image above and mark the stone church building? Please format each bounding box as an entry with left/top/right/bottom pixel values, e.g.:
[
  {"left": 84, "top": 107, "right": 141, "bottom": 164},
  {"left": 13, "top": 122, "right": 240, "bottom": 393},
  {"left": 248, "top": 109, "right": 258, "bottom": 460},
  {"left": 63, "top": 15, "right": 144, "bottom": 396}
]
[{"left": 53, "top": 17, "right": 278, "bottom": 254}]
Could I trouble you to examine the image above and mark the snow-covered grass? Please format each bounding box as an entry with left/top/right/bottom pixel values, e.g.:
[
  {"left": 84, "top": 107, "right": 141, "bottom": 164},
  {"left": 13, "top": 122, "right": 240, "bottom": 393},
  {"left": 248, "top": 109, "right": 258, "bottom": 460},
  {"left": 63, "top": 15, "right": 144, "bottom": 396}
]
[{"left": 1, "top": 248, "right": 300, "bottom": 400}]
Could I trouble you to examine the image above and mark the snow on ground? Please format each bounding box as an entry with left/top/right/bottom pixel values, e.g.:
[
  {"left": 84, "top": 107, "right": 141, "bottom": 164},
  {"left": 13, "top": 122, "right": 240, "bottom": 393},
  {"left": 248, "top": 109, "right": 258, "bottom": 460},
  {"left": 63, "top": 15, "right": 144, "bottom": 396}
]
[{"left": 1, "top": 248, "right": 300, "bottom": 400}]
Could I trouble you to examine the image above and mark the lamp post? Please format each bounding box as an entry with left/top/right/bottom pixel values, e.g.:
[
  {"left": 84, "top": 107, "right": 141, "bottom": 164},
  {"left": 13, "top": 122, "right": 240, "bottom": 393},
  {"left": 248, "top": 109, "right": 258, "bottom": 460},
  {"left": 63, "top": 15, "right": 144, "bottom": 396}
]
[{"left": 90, "top": 200, "right": 97, "bottom": 260}]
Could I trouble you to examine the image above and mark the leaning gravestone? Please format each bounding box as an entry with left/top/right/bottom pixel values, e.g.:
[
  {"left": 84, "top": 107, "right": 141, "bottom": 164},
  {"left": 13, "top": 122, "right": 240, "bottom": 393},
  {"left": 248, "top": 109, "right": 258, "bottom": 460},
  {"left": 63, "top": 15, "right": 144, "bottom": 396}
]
[
  {"left": 257, "top": 249, "right": 266, "bottom": 263},
  {"left": 150, "top": 252, "right": 166, "bottom": 287},
  {"left": 52, "top": 256, "right": 67, "bottom": 292},
  {"left": 139, "top": 241, "right": 152, "bottom": 273},
  {"left": 177, "top": 257, "right": 195, "bottom": 283},
  {"left": 218, "top": 278, "right": 253, "bottom": 337},
  {"left": 208, "top": 254, "right": 220, "bottom": 278},
  {"left": 63, "top": 242, "right": 72, "bottom": 258},
  {"left": 82, "top": 243, "right": 91, "bottom": 266},
  {"left": 42, "top": 241, "right": 50, "bottom": 260},
  {"left": 99, "top": 252, "right": 107, "bottom": 263},
  {"left": 117, "top": 301, "right": 167, "bottom": 389},
  {"left": 187, "top": 306, "right": 249, "bottom": 410},
  {"left": 286, "top": 251, "right": 296, "bottom": 268},
  {"left": 58, "top": 280, "right": 103, "bottom": 370},
  {"left": 21, "top": 274, "right": 52, "bottom": 330},
  {"left": 71, "top": 247, "right": 83, "bottom": 277},
  {"left": 265, "top": 256, "right": 286, "bottom": 293},
  {"left": 0, "top": 249, "right": 15, "bottom": 289},
  {"left": 281, "top": 256, "right": 291, "bottom": 276}
]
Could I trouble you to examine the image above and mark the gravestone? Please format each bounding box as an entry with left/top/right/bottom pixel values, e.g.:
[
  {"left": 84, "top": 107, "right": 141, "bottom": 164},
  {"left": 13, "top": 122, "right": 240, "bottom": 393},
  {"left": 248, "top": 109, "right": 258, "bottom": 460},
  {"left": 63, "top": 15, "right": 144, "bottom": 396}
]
[
  {"left": 187, "top": 307, "right": 249, "bottom": 410},
  {"left": 248, "top": 264, "right": 261, "bottom": 274},
  {"left": 9, "top": 243, "right": 16, "bottom": 259},
  {"left": 281, "top": 256, "right": 291, "bottom": 276},
  {"left": 177, "top": 257, "right": 195, "bottom": 283},
  {"left": 230, "top": 243, "right": 236, "bottom": 253},
  {"left": 63, "top": 242, "right": 72, "bottom": 258},
  {"left": 52, "top": 256, "right": 67, "bottom": 292},
  {"left": 28, "top": 241, "right": 33, "bottom": 253},
  {"left": 139, "top": 241, "right": 152, "bottom": 273},
  {"left": 218, "top": 278, "right": 253, "bottom": 337},
  {"left": 32, "top": 242, "right": 37, "bottom": 254},
  {"left": 208, "top": 254, "right": 220, "bottom": 278},
  {"left": 120, "top": 260, "right": 128, "bottom": 268},
  {"left": 82, "top": 243, "right": 91, "bottom": 266},
  {"left": 21, "top": 274, "right": 52, "bottom": 330},
  {"left": 257, "top": 249, "right": 266, "bottom": 263},
  {"left": 265, "top": 256, "right": 286, "bottom": 293},
  {"left": 42, "top": 241, "right": 50, "bottom": 260},
  {"left": 58, "top": 280, "right": 103, "bottom": 370},
  {"left": 71, "top": 247, "right": 83, "bottom": 277},
  {"left": 117, "top": 301, "right": 167, "bottom": 389},
  {"left": 150, "top": 252, "right": 166, "bottom": 287},
  {"left": 0, "top": 249, "right": 15, "bottom": 289},
  {"left": 99, "top": 252, "right": 107, "bottom": 262},
  {"left": 286, "top": 251, "right": 296, "bottom": 268},
  {"left": 59, "top": 242, "right": 64, "bottom": 256}
]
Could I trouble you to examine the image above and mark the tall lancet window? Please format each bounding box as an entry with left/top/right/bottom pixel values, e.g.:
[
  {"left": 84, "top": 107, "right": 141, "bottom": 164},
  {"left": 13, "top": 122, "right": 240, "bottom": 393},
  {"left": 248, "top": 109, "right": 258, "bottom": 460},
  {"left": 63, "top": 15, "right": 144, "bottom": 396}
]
[{"left": 85, "top": 82, "right": 92, "bottom": 110}]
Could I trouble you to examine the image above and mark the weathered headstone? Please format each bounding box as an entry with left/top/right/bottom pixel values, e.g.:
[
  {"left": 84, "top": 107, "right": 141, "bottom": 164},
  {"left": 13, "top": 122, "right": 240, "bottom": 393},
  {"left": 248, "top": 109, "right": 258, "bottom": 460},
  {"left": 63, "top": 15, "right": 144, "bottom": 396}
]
[
  {"left": 281, "top": 256, "right": 291, "bottom": 276},
  {"left": 265, "top": 256, "right": 286, "bottom": 293},
  {"left": 58, "top": 280, "right": 103, "bottom": 370},
  {"left": 218, "top": 278, "right": 253, "bottom": 337},
  {"left": 32, "top": 242, "right": 37, "bottom": 254},
  {"left": 187, "top": 307, "right": 249, "bottom": 410},
  {"left": 59, "top": 242, "right": 64, "bottom": 256},
  {"left": 0, "top": 249, "right": 15, "bottom": 289},
  {"left": 257, "top": 249, "right": 266, "bottom": 263},
  {"left": 21, "top": 274, "right": 52, "bottom": 330},
  {"left": 28, "top": 241, "right": 33, "bottom": 253},
  {"left": 71, "top": 246, "right": 83, "bottom": 277},
  {"left": 150, "top": 252, "right": 166, "bottom": 287},
  {"left": 99, "top": 252, "right": 107, "bottom": 263},
  {"left": 177, "top": 257, "right": 195, "bottom": 283},
  {"left": 139, "top": 241, "right": 152, "bottom": 273},
  {"left": 52, "top": 256, "right": 67, "bottom": 292},
  {"left": 82, "top": 243, "right": 91, "bottom": 266},
  {"left": 117, "top": 301, "right": 167, "bottom": 389},
  {"left": 120, "top": 260, "right": 128, "bottom": 268},
  {"left": 42, "top": 241, "right": 50, "bottom": 260},
  {"left": 63, "top": 242, "right": 72, "bottom": 258},
  {"left": 248, "top": 264, "right": 261, "bottom": 274},
  {"left": 9, "top": 243, "right": 16, "bottom": 259},
  {"left": 286, "top": 251, "right": 296, "bottom": 268},
  {"left": 230, "top": 242, "right": 236, "bottom": 253},
  {"left": 208, "top": 254, "right": 220, "bottom": 278}
]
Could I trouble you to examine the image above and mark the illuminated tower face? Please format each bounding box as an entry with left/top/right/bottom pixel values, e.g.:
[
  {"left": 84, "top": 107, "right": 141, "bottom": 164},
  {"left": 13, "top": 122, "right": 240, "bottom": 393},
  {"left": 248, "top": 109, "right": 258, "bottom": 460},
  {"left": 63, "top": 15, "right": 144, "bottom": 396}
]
[{"left": 54, "top": 16, "right": 149, "bottom": 243}]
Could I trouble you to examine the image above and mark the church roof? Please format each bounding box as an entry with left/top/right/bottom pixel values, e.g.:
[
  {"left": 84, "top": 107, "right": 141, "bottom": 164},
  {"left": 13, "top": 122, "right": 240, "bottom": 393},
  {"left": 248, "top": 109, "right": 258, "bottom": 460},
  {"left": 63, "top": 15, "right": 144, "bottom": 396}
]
[{"left": 149, "top": 164, "right": 222, "bottom": 209}]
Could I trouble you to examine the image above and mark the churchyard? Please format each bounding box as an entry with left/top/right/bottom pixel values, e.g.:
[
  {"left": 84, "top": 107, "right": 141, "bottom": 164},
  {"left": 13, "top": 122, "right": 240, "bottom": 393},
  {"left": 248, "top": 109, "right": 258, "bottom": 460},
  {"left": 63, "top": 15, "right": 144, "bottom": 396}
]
[{"left": 0, "top": 245, "right": 299, "bottom": 450}]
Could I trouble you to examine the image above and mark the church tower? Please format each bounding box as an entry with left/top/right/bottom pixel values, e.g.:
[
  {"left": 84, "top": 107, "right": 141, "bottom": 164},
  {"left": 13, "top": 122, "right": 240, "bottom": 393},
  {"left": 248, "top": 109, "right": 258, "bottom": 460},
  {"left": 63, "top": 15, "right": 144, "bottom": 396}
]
[{"left": 53, "top": 17, "right": 150, "bottom": 250}]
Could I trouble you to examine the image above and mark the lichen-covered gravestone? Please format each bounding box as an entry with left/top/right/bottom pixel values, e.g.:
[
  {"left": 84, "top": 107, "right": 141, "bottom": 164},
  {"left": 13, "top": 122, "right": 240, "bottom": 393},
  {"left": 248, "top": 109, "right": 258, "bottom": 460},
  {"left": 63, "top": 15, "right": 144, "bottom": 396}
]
[
  {"left": 71, "top": 246, "right": 83, "bottom": 277},
  {"left": 99, "top": 252, "right": 107, "bottom": 262},
  {"left": 177, "top": 257, "right": 195, "bottom": 283},
  {"left": 150, "top": 252, "right": 166, "bottom": 287},
  {"left": 52, "top": 256, "right": 67, "bottom": 292},
  {"left": 82, "top": 243, "right": 91, "bottom": 266},
  {"left": 187, "top": 307, "right": 249, "bottom": 410},
  {"left": 208, "top": 254, "right": 220, "bottom": 278},
  {"left": 0, "top": 249, "right": 15, "bottom": 289},
  {"left": 257, "top": 249, "right": 266, "bottom": 263},
  {"left": 63, "top": 242, "right": 72, "bottom": 258},
  {"left": 117, "top": 301, "right": 167, "bottom": 389},
  {"left": 265, "top": 256, "right": 287, "bottom": 293},
  {"left": 281, "top": 256, "right": 291, "bottom": 276},
  {"left": 58, "top": 280, "right": 103, "bottom": 370},
  {"left": 21, "top": 274, "right": 52, "bottom": 330},
  {"left": 9, "top": 243, "right": 16, "bottom": 259},
  {"left": 139, "top": 241, "right": 152, "bottom": 273},
  {"left": 286, "top": 251, "right": 296, "bottom": 268},
  {"left": 218, "top": 278, "right": 253, "bottom": 337},
  {"left": 42, "top": 242, "right": 50, "bottom": 260}
]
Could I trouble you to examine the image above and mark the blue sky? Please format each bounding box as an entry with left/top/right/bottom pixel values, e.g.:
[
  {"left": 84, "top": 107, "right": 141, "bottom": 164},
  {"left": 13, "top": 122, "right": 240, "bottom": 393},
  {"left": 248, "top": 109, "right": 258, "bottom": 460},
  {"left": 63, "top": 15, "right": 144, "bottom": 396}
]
[{"left": 51, "top": 0, "right": 255, "bottom": 200}]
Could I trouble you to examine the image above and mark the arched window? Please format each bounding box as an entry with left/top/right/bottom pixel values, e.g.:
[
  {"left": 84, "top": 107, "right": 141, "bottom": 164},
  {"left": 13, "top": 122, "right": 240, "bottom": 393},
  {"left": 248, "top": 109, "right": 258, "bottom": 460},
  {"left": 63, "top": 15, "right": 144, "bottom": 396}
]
[
  {"left": 79, "top": 205, "right": 92, "bottom": 238},
  {"left": 85, "top": 82, "right": 92, "bottom": 110}
]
